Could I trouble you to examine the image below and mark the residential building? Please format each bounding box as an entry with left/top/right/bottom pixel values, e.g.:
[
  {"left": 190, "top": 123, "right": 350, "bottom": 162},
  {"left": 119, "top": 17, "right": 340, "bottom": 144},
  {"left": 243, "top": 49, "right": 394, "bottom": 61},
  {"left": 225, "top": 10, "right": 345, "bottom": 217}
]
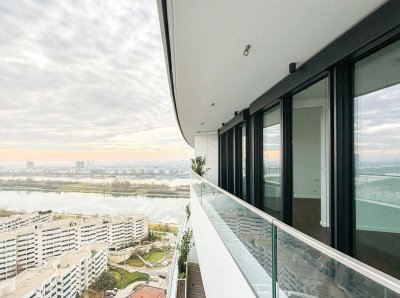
[
  {"left": 0, "top": 214, "right": 147, "bottom": 280},
  {"left": 0, "top": 212, "right": 53, "bottom": 232},
  {"left": 158, "top": 0, "right": 400, "bottom": 297},
  {"left": 0, "top": 243, "right": 107, "bottom": 298},
  {"left": 0, "top": 232, "right": 17, "bottom": 280}
]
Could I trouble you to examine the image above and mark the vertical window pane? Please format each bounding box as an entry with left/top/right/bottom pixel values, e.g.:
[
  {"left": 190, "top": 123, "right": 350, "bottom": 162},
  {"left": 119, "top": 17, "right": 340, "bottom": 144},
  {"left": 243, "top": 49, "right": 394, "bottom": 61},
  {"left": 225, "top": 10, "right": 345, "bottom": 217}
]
[
  {"left": 241, "top": 125, "right": 247, "bottom": 200},
  {"left": 292, "top": 78, "right": 330, "bottom": 244},
  {"left": 354, "top": 39, "right": 400, "bottom": 279},
  {"left": 263, "top": 106, "right": 281, "bottom": 219}
]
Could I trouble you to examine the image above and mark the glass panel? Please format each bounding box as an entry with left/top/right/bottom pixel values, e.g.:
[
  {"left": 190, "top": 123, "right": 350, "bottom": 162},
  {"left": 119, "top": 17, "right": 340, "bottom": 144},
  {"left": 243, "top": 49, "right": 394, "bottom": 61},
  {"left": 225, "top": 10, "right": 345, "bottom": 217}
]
[
  {"left": 263, "top": 106, "right": 281, "bottom": 219},
  {"left": 242, "top": 125, "right": 247, "bottom": 200},
  {"left": 292, "top": 78, "right": 330, "bottom": 244},
  {"left": 195, "top": 175, "right": 274, "bottom": 297},
  {"left": 276, "top": 226, "right": 399, "bottom": 298},
  {"left": 190, "top": 172, "right": 400, "bottom": 297},
  {"left": 354, "top": 39, "right": 400, "bottom": 279}
]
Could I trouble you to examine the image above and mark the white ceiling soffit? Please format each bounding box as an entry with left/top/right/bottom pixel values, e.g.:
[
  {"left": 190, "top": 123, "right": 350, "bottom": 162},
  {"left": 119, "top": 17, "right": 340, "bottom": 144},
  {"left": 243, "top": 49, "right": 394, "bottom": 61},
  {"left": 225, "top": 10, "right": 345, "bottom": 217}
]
[{"left": 166, "top": 0, "right": 387, "bottom": 147}]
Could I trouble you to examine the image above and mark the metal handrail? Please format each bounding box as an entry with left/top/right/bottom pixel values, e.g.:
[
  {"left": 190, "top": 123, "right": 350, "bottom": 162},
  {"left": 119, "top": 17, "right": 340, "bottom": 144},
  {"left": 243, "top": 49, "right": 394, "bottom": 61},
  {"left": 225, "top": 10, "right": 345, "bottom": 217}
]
[{"left": 191, "top": 170, "right": 400, "bottom": 294}]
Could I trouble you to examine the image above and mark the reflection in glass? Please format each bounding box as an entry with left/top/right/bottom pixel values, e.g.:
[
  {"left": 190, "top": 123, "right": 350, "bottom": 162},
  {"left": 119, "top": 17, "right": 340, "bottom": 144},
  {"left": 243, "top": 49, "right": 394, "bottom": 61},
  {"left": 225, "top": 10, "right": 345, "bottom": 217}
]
[
  {"left": 292, "top": 78, "right": 330, "bottom": 244},
  {"left": 263, "top": 106, "right": 281, "bottom": 219},
  {"left": 354, "top": 39, "right": 400, "bottom": 279},
  {"left": 241, "top": 125, "right": 247, "bottom": 200}
]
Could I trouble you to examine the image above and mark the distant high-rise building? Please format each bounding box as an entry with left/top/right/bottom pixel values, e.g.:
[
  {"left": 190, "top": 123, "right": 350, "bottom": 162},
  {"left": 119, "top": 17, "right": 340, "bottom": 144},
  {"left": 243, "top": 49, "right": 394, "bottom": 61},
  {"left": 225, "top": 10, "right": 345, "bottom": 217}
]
[
  {"left": 26, "top": 161, "right": 34, "bottom": 169},
  {"left": 85, "top": 160, "right": 95, "bottom": 168},
  {"left": 76, "top": 161, "right": 85, "bottom": 169}
]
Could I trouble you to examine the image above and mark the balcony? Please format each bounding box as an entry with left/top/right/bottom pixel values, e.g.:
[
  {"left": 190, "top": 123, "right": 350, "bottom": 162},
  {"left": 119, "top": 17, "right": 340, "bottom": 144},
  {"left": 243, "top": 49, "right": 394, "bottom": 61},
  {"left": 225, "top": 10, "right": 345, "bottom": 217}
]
[{"left": 188, "top": 171, "right": 400, "bottom": 298}]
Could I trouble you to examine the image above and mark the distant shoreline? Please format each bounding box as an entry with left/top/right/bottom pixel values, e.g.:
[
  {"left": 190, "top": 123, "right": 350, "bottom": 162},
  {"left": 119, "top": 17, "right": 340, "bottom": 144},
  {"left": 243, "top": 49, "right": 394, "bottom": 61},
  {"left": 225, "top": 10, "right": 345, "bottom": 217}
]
[
  {"left": 0, "top": 180, "right": 190, "bottom": 198},
  {"left": 0, "top": 187, "right": 190, "bottom": 198}
]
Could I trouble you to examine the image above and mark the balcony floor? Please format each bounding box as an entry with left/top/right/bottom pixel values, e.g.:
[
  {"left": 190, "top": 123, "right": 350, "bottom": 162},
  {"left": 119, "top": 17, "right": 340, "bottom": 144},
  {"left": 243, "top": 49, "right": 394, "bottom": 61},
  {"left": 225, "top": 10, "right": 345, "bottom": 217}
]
[{"left": 187, "top": 262, "right": 206, "bottom": 298}]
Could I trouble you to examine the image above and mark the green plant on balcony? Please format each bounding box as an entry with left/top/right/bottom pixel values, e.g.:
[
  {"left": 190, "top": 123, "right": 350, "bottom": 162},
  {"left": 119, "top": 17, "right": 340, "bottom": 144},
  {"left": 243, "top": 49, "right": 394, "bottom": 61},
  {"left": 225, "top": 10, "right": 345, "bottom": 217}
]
[
  {"left": 191, "top": 156, "right": 207, "bottom": 176},
  {"left": 177, "top": 229, "right": 193, "bottom": 276},
  {"left": 185, "top": 204, "right": 191, "bottom": 218}
]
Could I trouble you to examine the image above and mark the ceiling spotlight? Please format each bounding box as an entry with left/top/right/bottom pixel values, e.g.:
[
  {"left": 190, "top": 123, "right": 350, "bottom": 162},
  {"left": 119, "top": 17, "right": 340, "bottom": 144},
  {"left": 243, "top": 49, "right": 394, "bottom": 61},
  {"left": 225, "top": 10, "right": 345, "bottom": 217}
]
[
  {"left": 211, "top": 103, "right": 215, "bottom": 107},
  {"left": 243, "top": 45, "right": 251, "bottom": 56}
]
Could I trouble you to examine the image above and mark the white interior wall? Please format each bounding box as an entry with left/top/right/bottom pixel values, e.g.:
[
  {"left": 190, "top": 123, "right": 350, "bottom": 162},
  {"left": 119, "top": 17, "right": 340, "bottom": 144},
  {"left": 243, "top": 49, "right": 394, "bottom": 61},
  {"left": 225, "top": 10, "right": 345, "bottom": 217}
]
[
  {"left": 194, "top": 132, "right": 218, "bottom": 185},
  {"left": 293, "top": 107, "right": 322, "bottom": 199},
  {"left": 292, "top": 96, "right": 330, "bottom": 227}
]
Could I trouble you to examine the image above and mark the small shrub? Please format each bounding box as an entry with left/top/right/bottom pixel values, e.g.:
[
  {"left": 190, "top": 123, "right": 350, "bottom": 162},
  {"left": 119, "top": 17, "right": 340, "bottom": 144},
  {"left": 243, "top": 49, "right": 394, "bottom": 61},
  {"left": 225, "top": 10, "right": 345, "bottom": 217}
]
[
  {"left": 185, "top": 204, "right": 191, "bottom": 218},
  {"left": 178, "top": 272, "right": 186, "bottom": 279},
  {"left": 177, "top": 229, "right": 192, "bottom": 274}
]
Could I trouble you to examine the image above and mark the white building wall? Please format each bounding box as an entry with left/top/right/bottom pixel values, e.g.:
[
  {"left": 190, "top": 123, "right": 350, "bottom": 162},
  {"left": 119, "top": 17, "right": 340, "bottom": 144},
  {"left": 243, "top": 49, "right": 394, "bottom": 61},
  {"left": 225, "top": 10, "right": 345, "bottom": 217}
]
[
  {"left": 194, "top": 132, "right": 219, "bottom": 185},
  {"left": 190, "top": 189, "right": 255, "bottom": 298}
]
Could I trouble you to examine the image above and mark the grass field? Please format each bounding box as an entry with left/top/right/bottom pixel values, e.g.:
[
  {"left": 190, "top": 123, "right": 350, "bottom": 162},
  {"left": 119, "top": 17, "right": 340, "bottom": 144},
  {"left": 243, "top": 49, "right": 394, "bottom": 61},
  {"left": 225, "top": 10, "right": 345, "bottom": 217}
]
[
  {"left": 108, "top": 267, "right": 149, "bottom": 289},
  {"left": 143, "top": 248, "right": 169, "bottom": 265},
  {"left": 121, "top": 254, "right": 145, "bottom": 267}
]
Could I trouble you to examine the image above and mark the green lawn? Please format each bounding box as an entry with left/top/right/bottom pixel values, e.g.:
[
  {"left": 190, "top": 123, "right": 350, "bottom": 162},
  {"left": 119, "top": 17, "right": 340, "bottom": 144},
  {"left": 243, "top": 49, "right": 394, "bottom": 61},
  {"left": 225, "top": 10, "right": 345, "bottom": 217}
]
[
  {"left": 143, "top": 248, "right": 169, "bottom": 265},
  {"left": 121, "top": 254, "right": 145, "bottom": 267},
  {"left": 108, "top": 267, "right": 149, "bottom": 289}
]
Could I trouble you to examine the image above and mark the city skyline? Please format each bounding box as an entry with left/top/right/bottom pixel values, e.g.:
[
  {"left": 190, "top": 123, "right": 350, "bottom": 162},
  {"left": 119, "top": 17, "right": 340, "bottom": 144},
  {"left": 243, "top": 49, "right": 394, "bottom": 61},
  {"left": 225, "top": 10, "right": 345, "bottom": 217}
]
[{"left": 0, "top": 0, "right": 192, "bottom": 162}]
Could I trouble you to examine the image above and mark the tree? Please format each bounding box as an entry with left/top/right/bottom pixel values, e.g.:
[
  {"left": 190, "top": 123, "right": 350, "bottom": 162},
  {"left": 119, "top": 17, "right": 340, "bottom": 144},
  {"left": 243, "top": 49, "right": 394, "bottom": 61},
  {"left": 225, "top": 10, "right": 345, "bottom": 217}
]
[
  {"left": 191, "top": 156, "right": 207, "bottom": 176},
  {"left": 147, "top": 231, "right": 158, "bottom": 242},
  {"left": 177, "top": 229, "right": 192, "bottom": 274},
  {"left": 95, "top": 271, "right": 116, "bottom": 290}
]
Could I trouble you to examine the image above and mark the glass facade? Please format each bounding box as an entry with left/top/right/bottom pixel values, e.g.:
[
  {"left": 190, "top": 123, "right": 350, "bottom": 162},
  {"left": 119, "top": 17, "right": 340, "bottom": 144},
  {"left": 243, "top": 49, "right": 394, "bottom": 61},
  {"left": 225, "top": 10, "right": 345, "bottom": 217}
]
[
  {"left": 241, "top": 125, "right": 247, "bottom": 200},
  {"left": 292, "top": 78, "right": 330, "bottom": 244},
  {"left": 218, "top": 37, "right": 400, "bottom": 281},
  {"left": 354, "top": 39, "right": 400, "bottom": 279},
  {"left": 263, "top": 106, "right": 281, "bottom": 219}
]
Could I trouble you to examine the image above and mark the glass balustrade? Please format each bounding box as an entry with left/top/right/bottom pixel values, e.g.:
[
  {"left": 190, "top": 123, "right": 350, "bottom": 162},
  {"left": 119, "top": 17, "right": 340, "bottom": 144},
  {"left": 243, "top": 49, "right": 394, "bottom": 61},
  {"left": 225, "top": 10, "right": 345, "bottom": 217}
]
[{"left": 190, "top": 171, "right": 400, "bottom": 298}]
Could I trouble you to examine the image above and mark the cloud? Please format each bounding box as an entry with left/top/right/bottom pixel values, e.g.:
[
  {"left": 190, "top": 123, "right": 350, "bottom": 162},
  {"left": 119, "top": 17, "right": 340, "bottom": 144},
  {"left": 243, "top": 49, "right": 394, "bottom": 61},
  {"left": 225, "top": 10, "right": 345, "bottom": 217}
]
[{"left": 0, "top": 0, "right": 191, "bottom": 161}]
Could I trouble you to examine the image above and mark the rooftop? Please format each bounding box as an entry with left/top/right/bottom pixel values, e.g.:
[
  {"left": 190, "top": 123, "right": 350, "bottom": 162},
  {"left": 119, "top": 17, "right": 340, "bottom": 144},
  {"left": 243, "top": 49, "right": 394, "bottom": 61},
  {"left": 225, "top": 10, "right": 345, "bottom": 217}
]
[
  {"left": 129, "top": 285, "right": 166, "bottom": 298},
  {"left": 3, "top": 266, "right": 56, "bottom": 297}
]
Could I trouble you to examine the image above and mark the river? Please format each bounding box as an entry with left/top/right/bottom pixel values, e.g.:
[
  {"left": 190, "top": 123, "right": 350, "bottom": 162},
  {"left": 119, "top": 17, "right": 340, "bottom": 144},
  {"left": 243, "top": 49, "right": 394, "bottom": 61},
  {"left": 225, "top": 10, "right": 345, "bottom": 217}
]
[{"left": 0, "top": 190, "right": 188, "bottom": 224}]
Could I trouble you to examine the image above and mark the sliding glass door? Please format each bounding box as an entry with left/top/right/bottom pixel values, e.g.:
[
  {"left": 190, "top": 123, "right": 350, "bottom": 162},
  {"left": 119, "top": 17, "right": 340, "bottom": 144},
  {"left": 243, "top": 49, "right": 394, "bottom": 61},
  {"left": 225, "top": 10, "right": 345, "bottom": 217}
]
[
  {"left": 241, "top": 125, "right": 247, "bottom": 200},
  {"left": 263, "top": 106, "right": 281, "bottom": 219},
  {"left": 292, "top": 78, "right": 330, "bottom": 244},
  {"left": 354, "top": 39, "right": 400, "bottom": 279}
]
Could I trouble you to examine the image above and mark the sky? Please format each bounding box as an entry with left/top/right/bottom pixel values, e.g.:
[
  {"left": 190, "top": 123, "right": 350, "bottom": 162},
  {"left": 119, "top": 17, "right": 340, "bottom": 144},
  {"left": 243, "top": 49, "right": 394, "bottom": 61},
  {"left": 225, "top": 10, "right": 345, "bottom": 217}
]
[{"left": 0, "top": 0, "right": 192, "bottom": 164}]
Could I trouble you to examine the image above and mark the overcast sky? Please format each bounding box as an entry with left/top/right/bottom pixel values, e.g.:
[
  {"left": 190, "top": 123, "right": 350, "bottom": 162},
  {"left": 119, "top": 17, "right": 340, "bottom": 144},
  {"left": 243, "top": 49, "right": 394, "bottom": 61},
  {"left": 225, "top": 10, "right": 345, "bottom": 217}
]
[{"left": 0, "top": 0, "right": 191, "bottom": 164}]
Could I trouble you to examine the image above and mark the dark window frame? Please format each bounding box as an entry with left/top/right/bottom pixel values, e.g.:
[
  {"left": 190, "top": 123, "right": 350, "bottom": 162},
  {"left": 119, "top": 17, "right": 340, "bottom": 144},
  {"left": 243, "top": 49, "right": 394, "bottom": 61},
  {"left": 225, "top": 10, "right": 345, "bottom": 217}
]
[
  {"left": 260, "top": 100, "right": 282, "bottom": 218},
  {"left": 216, "top": 1, "right": 400, "bottom": 257}
]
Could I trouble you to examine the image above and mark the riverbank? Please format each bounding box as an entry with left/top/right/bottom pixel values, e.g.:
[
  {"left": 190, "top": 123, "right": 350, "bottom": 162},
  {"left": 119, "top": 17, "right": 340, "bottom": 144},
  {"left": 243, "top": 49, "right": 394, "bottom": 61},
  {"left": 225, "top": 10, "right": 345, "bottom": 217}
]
[
  {"left": 0, "top": 190, "right": 188, "bottom": 224},
  {"left": 0, "top": 179, "right": 189, "bottom": 198}
]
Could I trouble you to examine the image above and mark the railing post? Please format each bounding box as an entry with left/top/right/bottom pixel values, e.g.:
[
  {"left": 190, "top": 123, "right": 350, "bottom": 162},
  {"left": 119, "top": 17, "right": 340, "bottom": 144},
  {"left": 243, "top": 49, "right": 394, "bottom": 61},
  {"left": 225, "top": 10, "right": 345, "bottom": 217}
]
[{"left": 272, "top": 224, "right": 277, "bottom": 298}]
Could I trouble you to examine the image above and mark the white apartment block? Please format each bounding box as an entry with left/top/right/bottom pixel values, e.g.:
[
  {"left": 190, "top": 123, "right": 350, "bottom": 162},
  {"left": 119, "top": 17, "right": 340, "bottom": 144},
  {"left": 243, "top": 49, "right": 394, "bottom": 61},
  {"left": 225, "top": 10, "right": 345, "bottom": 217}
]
[
  {"left": 0, "top": 214, "right": 147, "bottom": 280},
  {"left": 0, "top": 232, "right": 17, "bottom": 280},
  {"left": 0, "top": 243, "right": 108, "bottom": 298},
  {"left": 0, "top": 212, "right": 53, "bottom": 232}
]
